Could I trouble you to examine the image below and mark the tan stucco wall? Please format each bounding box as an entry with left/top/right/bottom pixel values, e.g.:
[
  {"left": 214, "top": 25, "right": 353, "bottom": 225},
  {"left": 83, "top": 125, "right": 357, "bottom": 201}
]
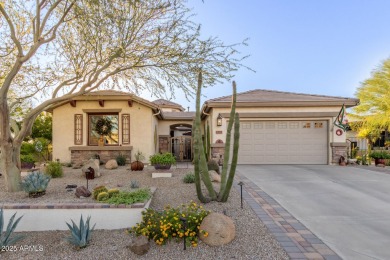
[
  {"left": 208, "top": 106, "right": 347, "bottom": 164},
  {"left": 52, "top": 100, "right": 156, "bottom": 163},
  {"left": 157, "top": 120, "right": 193, "bottom": 136}
]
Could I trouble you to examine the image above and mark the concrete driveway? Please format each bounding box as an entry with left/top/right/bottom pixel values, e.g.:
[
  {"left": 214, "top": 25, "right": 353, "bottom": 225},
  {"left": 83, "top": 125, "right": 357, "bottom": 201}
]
[{"left": 237, "top": 165, "right": 390, "bottom": 260}]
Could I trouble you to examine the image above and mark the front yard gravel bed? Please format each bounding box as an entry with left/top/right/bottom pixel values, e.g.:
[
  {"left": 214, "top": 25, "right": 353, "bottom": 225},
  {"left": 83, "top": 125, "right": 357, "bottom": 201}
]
[{"left": 0, "top": 165, "right": 288, "bottom": 259}]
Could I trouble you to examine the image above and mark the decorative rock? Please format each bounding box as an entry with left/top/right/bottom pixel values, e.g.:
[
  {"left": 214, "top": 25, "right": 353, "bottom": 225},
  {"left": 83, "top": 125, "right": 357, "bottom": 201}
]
[
  {"left": 105, "top": 159, "right": 118, "bottom": 170},
  {"left": 128, "top": 235, "right": 150, "bottom": 255},
  {"left": 199, "top": 212, "right": 235, "bottom": 246},
  {"left": 209, "top": 170, "right": 221, "bottom": 182},
  {"left": 82, "top": 159, "right": 101, "bottom": 177},
  {"left": 75, "top": 186, "right": 91, "bottom": 198}
]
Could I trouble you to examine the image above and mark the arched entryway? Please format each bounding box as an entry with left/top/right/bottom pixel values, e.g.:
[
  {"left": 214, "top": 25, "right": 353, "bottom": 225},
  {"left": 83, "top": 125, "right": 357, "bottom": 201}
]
[{"left": 169, "top": 124, "right": 192, "bottom": 161}]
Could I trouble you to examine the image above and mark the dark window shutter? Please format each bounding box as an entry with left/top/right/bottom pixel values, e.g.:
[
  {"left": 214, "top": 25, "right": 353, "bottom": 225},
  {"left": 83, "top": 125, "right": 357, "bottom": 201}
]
[
  {"left": 122, "top": 114, "right": 130, "bottom": 144},
  {"left": 74, "top": 114, "right": 83, "bottom": 145}
]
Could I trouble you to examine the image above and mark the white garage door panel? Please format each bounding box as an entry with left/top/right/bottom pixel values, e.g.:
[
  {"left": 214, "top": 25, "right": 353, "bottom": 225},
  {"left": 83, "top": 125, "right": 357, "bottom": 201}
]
[{"left": 237, "top": 120, "right": 328, "bottom": 164}]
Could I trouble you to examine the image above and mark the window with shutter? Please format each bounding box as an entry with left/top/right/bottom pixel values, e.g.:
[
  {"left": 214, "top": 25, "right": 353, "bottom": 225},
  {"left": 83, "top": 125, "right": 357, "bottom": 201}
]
[
  {"left": 74, "top": 114, "right": 83, "bottom": 145},
  {"left": 122, "top": 114, "right": 130, "bottom": 144}
]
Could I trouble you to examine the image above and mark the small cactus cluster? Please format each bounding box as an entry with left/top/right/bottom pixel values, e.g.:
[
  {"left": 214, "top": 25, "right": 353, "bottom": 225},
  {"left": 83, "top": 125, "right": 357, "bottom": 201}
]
[
  {"left": 92, "top": 186, "right": 108, "bottom": 199},
  {"left": 108, "top": 188, "right": 120, "bottom": 198},
  {"left": 20, "top": 172, "right": 51, "bottom": 197},
  {"left": 97, "top": 192, "right": 109, "bottom": 201},
  {"left": 94, "top": 187, "right": 121, "bottom": 202}
]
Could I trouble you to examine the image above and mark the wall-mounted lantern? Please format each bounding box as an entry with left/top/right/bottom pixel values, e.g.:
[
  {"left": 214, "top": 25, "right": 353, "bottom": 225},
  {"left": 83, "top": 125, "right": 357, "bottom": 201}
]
[{"left": 217, "top": 114, "right": 222, "bottom": 126}]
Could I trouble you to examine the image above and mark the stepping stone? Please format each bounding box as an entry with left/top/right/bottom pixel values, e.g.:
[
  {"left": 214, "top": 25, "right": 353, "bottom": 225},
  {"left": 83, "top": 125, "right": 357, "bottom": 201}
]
[{"left": 152, "top": 172, "right": 172, "bottom": 178}]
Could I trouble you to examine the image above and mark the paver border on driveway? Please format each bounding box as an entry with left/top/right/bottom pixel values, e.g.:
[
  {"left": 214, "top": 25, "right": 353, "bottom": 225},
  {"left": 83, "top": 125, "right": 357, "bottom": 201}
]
[{"left": 235, "top": 172, "right": 341, "bottom": 260}]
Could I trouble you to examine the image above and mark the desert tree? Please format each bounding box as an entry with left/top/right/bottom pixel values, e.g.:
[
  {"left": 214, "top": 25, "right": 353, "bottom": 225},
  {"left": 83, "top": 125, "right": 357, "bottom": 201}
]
[
  {"left": 352, "top": 58, "right": 390, "bottom": 150},
  {"left": 0, "top": 0, "right": 249, "bottom": 191}
]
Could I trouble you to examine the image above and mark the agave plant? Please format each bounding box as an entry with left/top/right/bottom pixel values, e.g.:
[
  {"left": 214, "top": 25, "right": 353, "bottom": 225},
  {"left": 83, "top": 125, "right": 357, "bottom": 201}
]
[
  {"left": 20, "top": 171, "right": 51, "bottom": 197},
  {"left": 0, "top": 208, "right": 24, "bottom": 247},
  {"left": 66, "top": 215, "right": 96, "bottom": 249}
]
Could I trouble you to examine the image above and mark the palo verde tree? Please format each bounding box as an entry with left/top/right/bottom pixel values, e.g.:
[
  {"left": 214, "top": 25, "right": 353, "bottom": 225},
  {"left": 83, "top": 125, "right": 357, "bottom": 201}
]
[
  {"left": 0, "top": 0, "right": 249, "bottom": 192},
  {"left": 193, "top": 72, "right": 240, "bottom": 203},
  {"left": 352, "top": 58, "right": 390, "bottom": 149}
]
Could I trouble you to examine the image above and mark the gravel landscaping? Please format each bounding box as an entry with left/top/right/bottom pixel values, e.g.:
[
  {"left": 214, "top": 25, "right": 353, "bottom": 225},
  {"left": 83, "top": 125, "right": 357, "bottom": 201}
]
[{"left": 0, "top": 165, "right": 288, "bottom": 259}]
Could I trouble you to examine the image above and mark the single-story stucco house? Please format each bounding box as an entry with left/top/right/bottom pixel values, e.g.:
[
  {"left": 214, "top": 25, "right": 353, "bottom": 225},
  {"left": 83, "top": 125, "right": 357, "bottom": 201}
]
[{"left": 49, "top": 89, "right": 359, "bottom": 165}]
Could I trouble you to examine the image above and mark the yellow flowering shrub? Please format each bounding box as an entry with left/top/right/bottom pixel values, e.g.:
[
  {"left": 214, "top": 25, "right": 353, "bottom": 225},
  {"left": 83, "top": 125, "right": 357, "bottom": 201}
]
[{"left": 129, "top": 201, "right": 209, "bottom": 247}]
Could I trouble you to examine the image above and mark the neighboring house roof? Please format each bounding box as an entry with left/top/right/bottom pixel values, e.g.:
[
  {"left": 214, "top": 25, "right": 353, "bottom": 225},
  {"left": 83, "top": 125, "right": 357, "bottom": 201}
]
[
  {"left": 204, "top": 89, "right": 359, "bottom": 110},
  {"left": 152, "top": 99, "right": 185, "bottom": 111},
  {"left": 161, "top": 111, "right": 195, "bottom": 120}
]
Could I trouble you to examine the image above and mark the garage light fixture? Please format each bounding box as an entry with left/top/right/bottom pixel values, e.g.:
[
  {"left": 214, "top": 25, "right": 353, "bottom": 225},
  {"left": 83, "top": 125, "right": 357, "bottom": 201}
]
[{"left": 217, "top": 114, "right": 222, "bottom": 126}]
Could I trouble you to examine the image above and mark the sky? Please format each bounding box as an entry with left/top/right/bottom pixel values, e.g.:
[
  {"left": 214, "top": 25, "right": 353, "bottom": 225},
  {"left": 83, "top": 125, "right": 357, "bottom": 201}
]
[{"left": 142, "top": 0, "right": 390, "bottom": 111}]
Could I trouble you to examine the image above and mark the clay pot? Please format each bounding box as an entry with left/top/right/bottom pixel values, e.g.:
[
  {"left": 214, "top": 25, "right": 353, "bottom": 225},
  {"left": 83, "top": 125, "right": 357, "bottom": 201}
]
[{"left": 131, "top": 161, "right": 144, "bottom": 171}]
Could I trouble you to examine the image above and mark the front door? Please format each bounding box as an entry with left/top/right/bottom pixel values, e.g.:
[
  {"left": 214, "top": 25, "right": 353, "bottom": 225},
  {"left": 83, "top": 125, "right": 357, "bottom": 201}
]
[{"left": 170, "top": 136, "right": 192, "bottom": 161}]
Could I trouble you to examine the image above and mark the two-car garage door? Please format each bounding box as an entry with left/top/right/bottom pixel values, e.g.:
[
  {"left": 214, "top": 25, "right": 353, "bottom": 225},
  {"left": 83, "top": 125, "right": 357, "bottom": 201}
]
[{"left": 237, "top": 120, "right": 328, "bottom": 164}]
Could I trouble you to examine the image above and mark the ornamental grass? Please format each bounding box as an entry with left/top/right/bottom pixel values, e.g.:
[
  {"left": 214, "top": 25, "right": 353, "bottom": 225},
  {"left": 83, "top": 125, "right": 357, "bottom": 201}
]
[{"left": 129, "top": 201, "right": 209, "bottom": 247}]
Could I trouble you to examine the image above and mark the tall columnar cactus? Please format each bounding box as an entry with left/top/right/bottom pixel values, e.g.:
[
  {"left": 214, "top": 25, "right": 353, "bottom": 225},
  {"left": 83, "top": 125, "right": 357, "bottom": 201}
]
[
  {"left": 203, "top": 122, "right": 211, "bottom": 161},
  {"left": 193, "top": 72, "right": 240, "bottom": 202},
  {"left": 193, "top": 72, "right": 217, "bottom": 203},
  {"left": 218, "top": 81, "right": 240, "bottom": 202}
]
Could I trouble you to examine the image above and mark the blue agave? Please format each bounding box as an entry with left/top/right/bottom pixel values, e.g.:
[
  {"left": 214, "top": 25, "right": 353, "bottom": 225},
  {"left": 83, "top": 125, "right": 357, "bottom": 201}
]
[
  {"left": 66, "top": 215, "right": 96, "bottom": 249},
  {"left": 0, "top": 208, "right": 24, "bottom": 247}
]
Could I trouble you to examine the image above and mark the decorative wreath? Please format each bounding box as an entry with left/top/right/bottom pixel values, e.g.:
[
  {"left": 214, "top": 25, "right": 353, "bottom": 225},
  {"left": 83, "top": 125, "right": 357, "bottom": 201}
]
[
  {"left": 336, "top": 129, "right": 343, "bottom": 136},
  {"left": 94, "top": 117, "right": 113, "bottom": 136}
]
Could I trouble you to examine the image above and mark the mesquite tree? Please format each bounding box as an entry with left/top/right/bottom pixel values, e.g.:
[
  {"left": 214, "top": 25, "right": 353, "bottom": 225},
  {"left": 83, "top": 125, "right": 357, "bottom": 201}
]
[
  {"left": 0, "top": 0, "right": 248, "bottom": 192},
  {"left": 193, "top": 72, "right": 240, "bottom": 203}
]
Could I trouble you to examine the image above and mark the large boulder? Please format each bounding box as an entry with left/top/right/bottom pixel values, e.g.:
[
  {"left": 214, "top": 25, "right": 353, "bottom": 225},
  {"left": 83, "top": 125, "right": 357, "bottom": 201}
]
[
  {"left": 81, "top": 159, "right": 100, "bottom": 177},
  {"left": 199, "top": 212, "right": 235, "bottom": 246},
  {"left": 105, "top": 159, "right": 118, "bottom": 170},
  {"left": 209, "top": 170, "right": 221, "bottom": 183},
  {"left": 75, "top": 186, "right": 91, "bottom": 198},
  {"left": 128, "top": 235, "right": 150, "bottom": 255}
]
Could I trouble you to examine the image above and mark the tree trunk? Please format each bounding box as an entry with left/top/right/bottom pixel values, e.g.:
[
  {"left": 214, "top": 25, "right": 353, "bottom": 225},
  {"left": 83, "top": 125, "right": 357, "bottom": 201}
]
[{"left": 0, "top": 144, "right": 22, "bottom": 192}]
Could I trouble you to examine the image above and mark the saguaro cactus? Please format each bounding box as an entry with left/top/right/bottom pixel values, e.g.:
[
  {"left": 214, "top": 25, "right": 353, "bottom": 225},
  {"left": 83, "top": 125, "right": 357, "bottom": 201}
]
[{"left": 193, "top": 72, "right": 240, "bottom": 202}]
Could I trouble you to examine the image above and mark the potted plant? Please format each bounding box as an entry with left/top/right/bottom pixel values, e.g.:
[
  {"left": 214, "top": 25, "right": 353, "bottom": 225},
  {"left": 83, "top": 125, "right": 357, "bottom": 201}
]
[
  {"left": 369, "top": 150, "right": 390, "bottom": 166},
  {"left": 149, "top": 152, "right": 176, "bottom": 170},
  {"left": 131, "top": 151, "right": 145, "bottom": 171},
  {"left": 21, "top": 154, "right": 35, "bottom": 169}
]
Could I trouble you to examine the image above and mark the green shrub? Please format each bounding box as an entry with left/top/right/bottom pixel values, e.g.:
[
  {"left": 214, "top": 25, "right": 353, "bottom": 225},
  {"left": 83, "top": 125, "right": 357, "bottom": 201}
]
[
  {"left": 104, "top": 188, "right": 151, "bottom": 205},
  {"left": 149, "top": 152, "right": 176, "bottom": 166},
  {"left": 20, "top": 172, "right": 51, "bottom": 197},
  {"left": 20, "top": 154, "right": 35, "bottom": 163},
  {"left": 65, "top": 215, "right": 95, "bottom": 249},
  {"left": 207, "top": 160, "right": 220, "bottom": 174},
  {"left": 0, "top": 208, "right": 25, "bottom": 247},
  {"left": 370, "top": 150, "right": 390, "bottom": 159},
  {"left": 130, "top": 202, "right": 210, "bottom": 247},
  {"left": 97, "top": 192, "right": 109, "bottom": 201},
  {"left": 116, "top": 154, "right": 127, "bottom": 166},
  {"left": 92, "top": 186, "right": 108, "bottom": 199},
  {"left": 130, "top": 180, "right": 140, "bottom": 189},
  {"left": 183, "top": 172, "right": 195, "bottom": 183},
  {"left": 45, "top": 161, "right": 63, "bottom": 178},
  {"left": 108, "top": 188, "right": 120, "bottom": 198}
]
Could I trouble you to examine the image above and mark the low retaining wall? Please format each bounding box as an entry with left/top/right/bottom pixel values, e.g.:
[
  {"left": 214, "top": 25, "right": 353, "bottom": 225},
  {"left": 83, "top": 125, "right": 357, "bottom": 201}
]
[{"left": 2, "top": 187, "right": 155, "bottom": 232}]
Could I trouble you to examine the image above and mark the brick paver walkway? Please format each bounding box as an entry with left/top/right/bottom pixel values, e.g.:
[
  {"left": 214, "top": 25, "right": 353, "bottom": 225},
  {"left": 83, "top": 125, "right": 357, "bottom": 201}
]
[{"left": 235, "top": 173, "right": 341, "bottom": 260}]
